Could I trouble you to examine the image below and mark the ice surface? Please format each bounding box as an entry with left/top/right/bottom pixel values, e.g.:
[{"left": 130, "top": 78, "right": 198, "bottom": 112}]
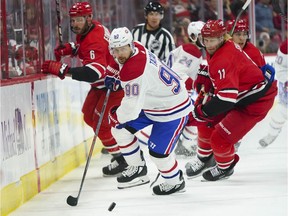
[{"left": 9, "top": 112, "right": 287, "bottom": 216}]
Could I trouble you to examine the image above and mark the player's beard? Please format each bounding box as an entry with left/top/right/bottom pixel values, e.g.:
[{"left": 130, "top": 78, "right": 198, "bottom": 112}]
[
  {"left": 71, "top": 21, "right": 91, "bottom": 35},
  {"left": 117, "top": 57, "right": 128, "bottom": 64}
]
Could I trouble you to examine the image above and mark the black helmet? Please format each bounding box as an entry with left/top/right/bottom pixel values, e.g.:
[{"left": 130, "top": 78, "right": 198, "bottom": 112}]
[{"left": 144, "top": 1, "right": 164, "bottom": 15}]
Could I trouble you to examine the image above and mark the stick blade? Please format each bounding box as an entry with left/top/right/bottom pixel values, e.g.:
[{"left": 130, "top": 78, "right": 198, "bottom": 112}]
[{"left": 66, "top": 195, "right": 78, "bottom": 206}]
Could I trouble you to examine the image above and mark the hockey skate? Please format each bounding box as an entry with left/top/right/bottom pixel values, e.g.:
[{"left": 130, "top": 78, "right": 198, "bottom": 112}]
[
  {"left": 259, "top": 133, "right": 279, "bottom": 147},
  {"left": 102, "top": 154, "right": 128, "bottom": 177},
  {"left": 152, "top": 170, "right": 185, "bottom": 195},
  {"left": 202, "top": 154, "right": 240, "bottom": 181},
  {"left": 234, "top": 141, "right": 241, "bottom": 152},
  {"left": 117, "top": 164, "right": 150, "bottom": 189},
  {"left": 174, "top": 137, "right": 197, "bottom": 158},
  {"left": 101, "top": 147, "right": 109, "bottom": 154},
  {"left": 185, "top": 154, "right": 216, "bottom": 178}
]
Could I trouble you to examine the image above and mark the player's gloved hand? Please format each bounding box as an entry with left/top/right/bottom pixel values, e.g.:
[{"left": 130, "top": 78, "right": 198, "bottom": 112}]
[
  {"left": 193, "top": 64, "right": 213, "bottom": 94},
  {"left": 186, "top": 111, "right": 206, "bottom": 127},
  {"left": 185, "top": 77, "right": 193, "bottom": 91},
  {"left": 104, "top": 76, "right": 121, "bottom": 91},
  {"left": 108, "top": 106, "right": 126, "bottom": 129},
  {"left": 54, "top": 42, "right": 78, "bottom": 61},
  {"left": 41, "top": 60, "right": 69, "bottom": 80},
  {"left": 260, "top": 64, "right": 275, "bottom": 83},
  {"left": 192, "top": 104, "right": 213, "bottom": 122}
]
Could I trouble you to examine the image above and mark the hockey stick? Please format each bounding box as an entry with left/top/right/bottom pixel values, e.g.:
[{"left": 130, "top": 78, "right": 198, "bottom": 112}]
[
  {"left": 55, "top": 0, "right": 63, "bottom": 46},
  {"left": 230, "top": 0, "right": 252, "bottom": 35},
  {"left": 271, "top": 0, "right": 288, "bottom": 22},
  {"left": 67, "top": 89, "right": 111, "bottom": 206}
]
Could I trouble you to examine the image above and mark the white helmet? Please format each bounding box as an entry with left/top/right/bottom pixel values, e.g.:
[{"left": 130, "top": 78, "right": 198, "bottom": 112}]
[
  {"left": 187, "top": 21, "right": 205, "bottom": 46},
  {"left": 109, "top": 27, "right": 134, "bottom": 51}
]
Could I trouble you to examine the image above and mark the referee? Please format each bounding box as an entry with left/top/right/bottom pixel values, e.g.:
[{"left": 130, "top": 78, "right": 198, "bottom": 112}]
[{"left": 131, "top": 1, "right": 175, "bottom": 61}]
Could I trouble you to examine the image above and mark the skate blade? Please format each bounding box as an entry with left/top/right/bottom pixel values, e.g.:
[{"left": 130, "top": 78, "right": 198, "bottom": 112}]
[
  {"left": 103, "top": 173, "right": 122, "bottom": 178},
  {"left": 117, "top": 176, "right": 150, "bottom": 189},
  {"left": 152, "top": 188, "right": 186, "bottom": 196},
  {"left": 200, "top": 174, "right": 232, "bottom": 182},
  {"left": 201, "top": 176, "right": 230, "bottom": 182}
]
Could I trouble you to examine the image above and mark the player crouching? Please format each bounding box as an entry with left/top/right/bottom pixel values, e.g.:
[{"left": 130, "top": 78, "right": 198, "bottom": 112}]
[{"left": 105, "top": 27, "right": 194, "bottom": 195}]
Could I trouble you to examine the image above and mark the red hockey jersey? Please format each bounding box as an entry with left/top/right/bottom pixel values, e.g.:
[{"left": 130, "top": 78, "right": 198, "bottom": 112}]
[{"left": 75, "top": 21, "right": 113, "bottom": 88}]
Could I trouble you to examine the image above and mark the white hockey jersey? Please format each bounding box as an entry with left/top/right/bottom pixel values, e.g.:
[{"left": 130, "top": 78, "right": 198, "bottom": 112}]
[
  {"left": 116, "top": 42, "right": 193, "bottom": 123},
  {"left": 274, "top": 40, "right": 288, "bottom": 83},
  {"left": 166, "top": 43, "right": 203, "bottom": 81}
]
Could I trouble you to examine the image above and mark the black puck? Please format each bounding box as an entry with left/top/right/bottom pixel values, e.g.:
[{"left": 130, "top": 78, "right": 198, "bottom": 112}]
[{"left": 108, "top": 202, "right": 116, "bottom": 211}]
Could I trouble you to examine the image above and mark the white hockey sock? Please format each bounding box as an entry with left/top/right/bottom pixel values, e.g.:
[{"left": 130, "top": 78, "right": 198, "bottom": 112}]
[{"left": 150, "top": 154, "right": 181, "bottom": 185}]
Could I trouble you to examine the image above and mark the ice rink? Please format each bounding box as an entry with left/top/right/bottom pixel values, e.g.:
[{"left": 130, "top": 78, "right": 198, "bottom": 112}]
[{"left": 9, "top": 111, "right": 287, "bottom": 216}]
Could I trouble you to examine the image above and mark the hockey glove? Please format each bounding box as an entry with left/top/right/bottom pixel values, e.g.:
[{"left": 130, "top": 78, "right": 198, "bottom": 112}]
[
  {"left": 54, "top": 42, "right": 78, "bottom": 61},
  {"left": 104, "top": 76, "right": 122, "bottom": 91},
  {"left": 108, "top": 106, "right": 126, "bottom": 129},
  {"left": 186, "top": 111, "right": 207, "bottom": 127},
  {"left": 193, "top": 104, "right": 214, "bottom": 122},
  {"left": 260, "top": 64, "right": 275, "bottom": 83},
  {"left": 41, "top": 60, "right": 69, "bottom": 80},
  {"left": 185, "top": 77, "right": 193, "bottom": 91},
  {"left": 194, "top": 64, "right": 213, "bottom": 94}
]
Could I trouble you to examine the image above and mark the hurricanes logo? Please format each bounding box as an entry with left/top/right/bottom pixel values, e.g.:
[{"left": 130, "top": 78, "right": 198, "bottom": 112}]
[{"left": 150, "top": 39, "right": 161, "bottom": 51}]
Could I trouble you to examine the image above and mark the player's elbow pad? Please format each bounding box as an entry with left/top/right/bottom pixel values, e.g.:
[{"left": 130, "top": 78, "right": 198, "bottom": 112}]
[
  {"left": 69, "top": 66, "right": 100, "bottom": 82},
  {"left": 202, "top": 96, "right": 234, "bottom": 117}
]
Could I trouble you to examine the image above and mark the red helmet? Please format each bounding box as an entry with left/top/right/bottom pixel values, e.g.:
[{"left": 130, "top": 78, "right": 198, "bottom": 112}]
[
  {"left": 201, "top": 19, "right": 226, "bottom": 38},
  {"left": 69, "top": 2, "right": 92, "bottom": 17},
  {"left": 226, "top": 19, "right": 249, "bottom": 34}
]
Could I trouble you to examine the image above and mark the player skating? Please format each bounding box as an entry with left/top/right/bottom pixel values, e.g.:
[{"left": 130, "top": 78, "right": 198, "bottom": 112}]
[
  {"left": 105, "top": 27, "right": 193, "bottom": 195},
  {"left": 135, "top": 21, "right": 206, "bottom": 158},
  {"left": 185, "top": 19, "right": 277, "bottom": 181},
  {"left": 259, "top": 39, "right": 288, "bottom": 147},
  {"left": 41, "top": 2, "right": 127, "bottom": 177}
]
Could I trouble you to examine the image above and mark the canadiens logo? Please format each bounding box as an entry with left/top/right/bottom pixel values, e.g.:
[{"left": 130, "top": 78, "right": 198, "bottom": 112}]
[{"left": 150, "top": 39, "right": 161, "bottom": 51}]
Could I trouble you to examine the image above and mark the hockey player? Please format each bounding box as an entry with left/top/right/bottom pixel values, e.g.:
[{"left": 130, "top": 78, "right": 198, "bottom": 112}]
[
  {"left": 41, "top": 2, "right": 127, "bottom": 176},
  {"left": 226, "top": 19, "right": 266, "bottom": 67},
  {"left": 131, "top": 1, "right": 175, "bottom": 62},
  {"left": 167, "top": 21, "right": 206, "bottom": 157},
  {"left": 259, "top": 39, "right": 288, "bottom": 147},
  {"left": 136, "top": 21, "right": 206, "bottom": 157},
  {"left": 105, "top": 27, "right": 193, "bottom": 195},
  {"left": 185, "top": 19, "right": 278, "bottom": 181}
]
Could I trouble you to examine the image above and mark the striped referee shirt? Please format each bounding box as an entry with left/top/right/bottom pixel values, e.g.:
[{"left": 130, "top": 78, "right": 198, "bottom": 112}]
[{"left": 131, "top": 23, "right": 175, "bottom": 61}]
